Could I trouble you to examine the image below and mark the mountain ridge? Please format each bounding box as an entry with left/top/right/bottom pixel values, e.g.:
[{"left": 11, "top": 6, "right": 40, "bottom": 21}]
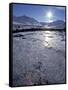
[{"left": 13, "top": 15, "right": 65, "bottom": 30}]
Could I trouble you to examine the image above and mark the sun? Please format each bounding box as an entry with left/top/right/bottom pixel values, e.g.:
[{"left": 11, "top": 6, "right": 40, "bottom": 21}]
[{"left": 47, "top": 11, "right": 53, "bottom": 19}]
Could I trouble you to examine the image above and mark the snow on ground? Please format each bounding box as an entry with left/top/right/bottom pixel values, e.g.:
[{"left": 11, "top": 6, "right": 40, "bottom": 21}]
[{"left": 13, "top": 30, "right": 65, "bottom": 86}]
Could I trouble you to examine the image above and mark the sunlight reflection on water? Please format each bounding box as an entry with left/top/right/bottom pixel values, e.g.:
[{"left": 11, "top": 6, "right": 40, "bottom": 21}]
[
  {"left": 14, "top": 30, "right": 65, "bottom": 51},
  {"left": 42, "top": 31, "right": 65, "bottom": 50}
]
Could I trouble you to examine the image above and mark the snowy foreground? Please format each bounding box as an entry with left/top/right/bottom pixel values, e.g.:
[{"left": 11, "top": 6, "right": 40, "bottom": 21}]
[{"left": 13, "top": 31, "right": 65, "bottom": 86}]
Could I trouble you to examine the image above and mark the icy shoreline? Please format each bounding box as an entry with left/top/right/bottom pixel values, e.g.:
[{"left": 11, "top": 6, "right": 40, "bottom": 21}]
[{"left": 13, "top": 31, "right": 65, "bottom": 86}]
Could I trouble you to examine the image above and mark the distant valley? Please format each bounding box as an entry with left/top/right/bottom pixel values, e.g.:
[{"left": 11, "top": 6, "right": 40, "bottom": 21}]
[{"left": 13, "top": 15, "right": 66, "bottom": 32}]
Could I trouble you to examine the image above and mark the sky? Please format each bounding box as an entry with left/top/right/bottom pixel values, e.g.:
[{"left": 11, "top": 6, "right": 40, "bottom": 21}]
[{"left": 13, "top": 3, "right": 66, "bottom": 23}]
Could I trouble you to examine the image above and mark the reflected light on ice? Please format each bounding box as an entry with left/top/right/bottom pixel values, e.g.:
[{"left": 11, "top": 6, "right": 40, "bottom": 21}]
[{"left": 43, "top": 31, "right": 53, "bottom": 47}]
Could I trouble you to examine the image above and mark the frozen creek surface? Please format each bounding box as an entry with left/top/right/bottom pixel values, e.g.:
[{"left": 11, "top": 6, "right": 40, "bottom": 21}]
[{"left": 13, "top": 31, "right": 66, "bottom": 86}]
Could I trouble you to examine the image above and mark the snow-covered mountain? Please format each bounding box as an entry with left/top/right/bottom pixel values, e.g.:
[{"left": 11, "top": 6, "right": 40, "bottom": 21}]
[
  {"left": 13, "top": 15, "right": 41, "bottom": 26},
  {"left": 13, "top": 16, "right": 65, "bottom": 30},
  {"left": 40, "top": 20, "right": 65, "bottom": 29},
  {"left": 48, "top": 20, "right": 65, "bottom": 29}
]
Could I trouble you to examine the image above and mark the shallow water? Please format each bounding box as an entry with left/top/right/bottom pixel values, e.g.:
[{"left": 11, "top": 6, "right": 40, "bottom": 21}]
[{"left": 13, "top": 30, "right": 66, "bottom": 86}]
